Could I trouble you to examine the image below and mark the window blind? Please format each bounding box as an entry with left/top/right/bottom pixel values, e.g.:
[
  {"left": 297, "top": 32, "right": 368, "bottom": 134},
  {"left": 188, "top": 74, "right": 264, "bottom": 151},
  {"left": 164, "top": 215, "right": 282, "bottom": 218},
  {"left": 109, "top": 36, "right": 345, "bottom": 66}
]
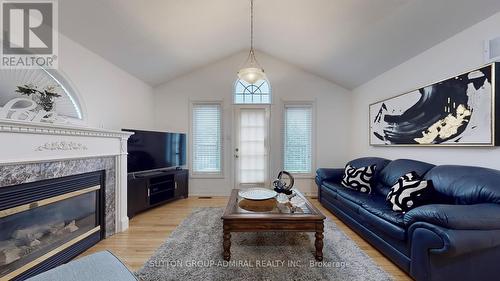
[
  {"left": 192, "top": 103, "right": 222, "bottom": 173},
  {"left": 284, "top": 105, "right": 313, "bottom": 174}
]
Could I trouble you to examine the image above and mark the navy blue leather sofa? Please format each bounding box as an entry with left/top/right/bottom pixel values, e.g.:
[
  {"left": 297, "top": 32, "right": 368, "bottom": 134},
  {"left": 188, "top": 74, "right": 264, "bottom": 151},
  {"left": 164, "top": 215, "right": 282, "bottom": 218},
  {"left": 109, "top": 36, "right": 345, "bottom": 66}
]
[{"left": 316, "top": 157, "right": 500, "bottom": 281}]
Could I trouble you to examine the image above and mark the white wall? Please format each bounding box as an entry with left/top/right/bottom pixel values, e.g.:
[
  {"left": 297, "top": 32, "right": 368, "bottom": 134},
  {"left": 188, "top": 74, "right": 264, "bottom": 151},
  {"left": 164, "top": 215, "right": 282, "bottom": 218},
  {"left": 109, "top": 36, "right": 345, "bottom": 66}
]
[
  {"left": 58, "top": 34, "right": 155, "bottom": 130},
  {"left": 154, "top": 51, "right": 351, "bottom": 196},
  {"left": 350, "top": 12, "right": 500, "bottom": 169}
]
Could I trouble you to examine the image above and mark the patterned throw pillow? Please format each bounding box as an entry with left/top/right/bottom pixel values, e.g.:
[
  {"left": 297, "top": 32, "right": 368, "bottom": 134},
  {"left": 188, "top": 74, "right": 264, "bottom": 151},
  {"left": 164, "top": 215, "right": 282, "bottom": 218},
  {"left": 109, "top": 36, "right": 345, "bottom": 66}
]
[
  {"left": 341, "top": 164, "right": 376, "bottom": 194},
  {"left": 386, "top": 172, "right": 434, "bottom": 212}
]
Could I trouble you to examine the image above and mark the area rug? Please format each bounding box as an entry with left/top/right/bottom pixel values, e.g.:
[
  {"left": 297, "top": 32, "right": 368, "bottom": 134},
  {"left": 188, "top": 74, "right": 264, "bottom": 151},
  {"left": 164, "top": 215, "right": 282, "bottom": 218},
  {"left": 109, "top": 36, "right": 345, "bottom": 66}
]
[{"left": 136, "top": 208, "right": 392, "bottom": 281}]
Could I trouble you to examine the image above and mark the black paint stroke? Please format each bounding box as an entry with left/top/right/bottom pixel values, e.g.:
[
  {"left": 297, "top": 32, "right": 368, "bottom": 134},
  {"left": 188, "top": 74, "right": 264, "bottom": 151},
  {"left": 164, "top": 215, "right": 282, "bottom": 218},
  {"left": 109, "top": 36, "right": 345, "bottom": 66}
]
[{"left": 373, "top": 66, "right": 491, "bottom": 144}]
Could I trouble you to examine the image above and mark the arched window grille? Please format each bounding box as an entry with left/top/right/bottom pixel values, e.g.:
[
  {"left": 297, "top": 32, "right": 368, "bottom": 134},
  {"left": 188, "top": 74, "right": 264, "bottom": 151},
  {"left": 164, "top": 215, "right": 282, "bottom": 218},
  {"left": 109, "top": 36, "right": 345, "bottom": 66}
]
[
  {"left": 233, "top": 79, "right": 271, "bottom": 104},
  {"left": 0, "top": 68, "right": 84, "bottom": 121}
]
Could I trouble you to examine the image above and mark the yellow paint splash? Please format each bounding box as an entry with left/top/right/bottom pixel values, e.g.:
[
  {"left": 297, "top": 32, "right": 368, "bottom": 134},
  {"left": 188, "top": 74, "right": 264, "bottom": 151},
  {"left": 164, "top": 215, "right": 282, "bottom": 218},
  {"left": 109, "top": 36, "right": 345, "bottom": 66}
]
[{"left": 414, "top": 104, "right": 471, "bottom": 144}]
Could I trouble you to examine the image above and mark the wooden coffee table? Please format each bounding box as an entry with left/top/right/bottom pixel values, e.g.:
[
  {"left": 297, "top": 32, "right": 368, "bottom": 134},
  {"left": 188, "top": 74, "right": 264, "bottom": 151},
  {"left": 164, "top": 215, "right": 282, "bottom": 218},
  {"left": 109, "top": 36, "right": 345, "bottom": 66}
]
[{"left": 221, "top": 189, "right": 326, "bottom": 261}]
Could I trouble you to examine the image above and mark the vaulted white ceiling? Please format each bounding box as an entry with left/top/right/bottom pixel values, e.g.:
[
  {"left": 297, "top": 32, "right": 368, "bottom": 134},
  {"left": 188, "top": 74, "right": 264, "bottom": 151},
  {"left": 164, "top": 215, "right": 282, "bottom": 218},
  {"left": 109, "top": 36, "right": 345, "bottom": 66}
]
[{"left": 59, "top": 0, "right": 500, "bottom": 89}]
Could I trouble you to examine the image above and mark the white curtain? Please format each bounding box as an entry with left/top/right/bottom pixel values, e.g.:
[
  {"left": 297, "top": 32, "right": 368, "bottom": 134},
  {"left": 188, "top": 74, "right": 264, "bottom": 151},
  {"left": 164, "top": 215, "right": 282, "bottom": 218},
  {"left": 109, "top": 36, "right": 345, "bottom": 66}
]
[{"left": 239, "top": 108, "right": 267, "bottom": 184}]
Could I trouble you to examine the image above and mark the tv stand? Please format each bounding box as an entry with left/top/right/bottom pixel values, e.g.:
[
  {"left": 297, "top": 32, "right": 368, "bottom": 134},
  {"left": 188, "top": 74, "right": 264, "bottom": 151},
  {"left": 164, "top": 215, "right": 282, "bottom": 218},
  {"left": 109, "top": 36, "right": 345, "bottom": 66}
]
[{"left": 127, "top": 169, "right": 188, "bottom": 218}]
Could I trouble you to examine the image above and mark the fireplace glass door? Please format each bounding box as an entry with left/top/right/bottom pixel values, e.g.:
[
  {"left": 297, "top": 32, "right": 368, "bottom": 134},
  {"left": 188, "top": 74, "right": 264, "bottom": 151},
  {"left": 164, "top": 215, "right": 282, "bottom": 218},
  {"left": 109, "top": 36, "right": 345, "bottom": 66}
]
[{"left": 0, "top": 186, "right": 101, "bottom": 279}]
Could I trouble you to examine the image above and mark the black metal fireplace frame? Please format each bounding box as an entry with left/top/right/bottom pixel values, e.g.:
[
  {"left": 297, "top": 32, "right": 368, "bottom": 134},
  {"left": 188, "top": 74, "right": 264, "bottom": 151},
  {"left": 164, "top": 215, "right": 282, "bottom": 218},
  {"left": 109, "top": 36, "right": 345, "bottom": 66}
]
[{"left": 0, "top": 170, "right": 106, "bottom": 280}]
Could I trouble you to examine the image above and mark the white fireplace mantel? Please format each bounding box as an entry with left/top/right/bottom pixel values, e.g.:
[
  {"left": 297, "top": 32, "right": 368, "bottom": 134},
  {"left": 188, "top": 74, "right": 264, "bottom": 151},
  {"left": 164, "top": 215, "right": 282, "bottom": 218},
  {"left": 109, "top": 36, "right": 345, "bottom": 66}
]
[{"left": 0, "top": 119, "right": 133, "bottom": 233}]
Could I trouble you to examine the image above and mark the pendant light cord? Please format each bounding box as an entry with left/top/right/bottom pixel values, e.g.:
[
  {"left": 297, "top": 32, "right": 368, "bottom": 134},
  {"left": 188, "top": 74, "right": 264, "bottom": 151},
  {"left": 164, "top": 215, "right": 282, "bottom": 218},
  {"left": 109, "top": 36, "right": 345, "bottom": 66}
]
[
  {"left": 240, "top": 0, "right": 263, "bottom": 70},
  {"left": 250, "top": 0, "right": 254, "bottom": 52}
]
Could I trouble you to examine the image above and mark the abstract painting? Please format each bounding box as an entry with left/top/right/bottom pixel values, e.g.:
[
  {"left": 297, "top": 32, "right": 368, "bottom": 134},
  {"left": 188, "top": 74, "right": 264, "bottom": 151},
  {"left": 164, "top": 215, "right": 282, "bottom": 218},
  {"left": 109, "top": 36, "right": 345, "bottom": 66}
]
[{"left": 369, "top": 63, "right": 497, "bottom": 146}]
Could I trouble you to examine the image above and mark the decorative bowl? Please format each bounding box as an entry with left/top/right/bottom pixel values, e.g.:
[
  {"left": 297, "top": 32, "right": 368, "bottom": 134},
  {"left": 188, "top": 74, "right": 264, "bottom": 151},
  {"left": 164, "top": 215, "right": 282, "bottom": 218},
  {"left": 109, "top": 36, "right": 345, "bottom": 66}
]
[{"left": 238, "top": 188, "right": 277, "bottom": 201}]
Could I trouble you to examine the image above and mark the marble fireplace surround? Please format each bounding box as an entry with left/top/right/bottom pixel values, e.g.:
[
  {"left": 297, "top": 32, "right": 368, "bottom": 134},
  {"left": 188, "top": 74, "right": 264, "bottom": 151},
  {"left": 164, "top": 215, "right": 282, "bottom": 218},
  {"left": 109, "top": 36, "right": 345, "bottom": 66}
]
[{"left": 0, "top": 119, "right": 133, "bottom": 236}]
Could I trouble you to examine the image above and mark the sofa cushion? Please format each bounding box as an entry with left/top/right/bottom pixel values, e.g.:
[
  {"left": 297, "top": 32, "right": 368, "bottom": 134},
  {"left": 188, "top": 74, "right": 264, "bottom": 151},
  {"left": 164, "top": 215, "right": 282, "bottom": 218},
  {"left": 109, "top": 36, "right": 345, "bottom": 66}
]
[
  {"left": 321, "top": 184, "right": 338, "bottom": 201},
  {"left": 424, "top": 165, "right": 500, "bottom": 204},
  {"left": 26, "top": 251, "right": 137, "bottom": 281},
  {"left": 358, "top": 196, "right": 406, "bottom": 241},
  {"left": 316, "top": 168, "right": 344, "bottom": 185},
  {"left": 322, "top": 181, "right": 342, "bottom": 193},
  {"left": 335, "top": 194, "right": 364, "bottom": 214},
  {"left": 336, "top": 186, "right": 372, "bottom": 205},
  {"left": 387, "top": 172, "right": 435, "bottom": 212},
  {"left": 361, "top": 195, "right": 405, "bottom": 227},
  {"left": 347, "top": 157, "right": 390, "bottom": 186},
  {"left": 321, "top": 192, "right": 410, "bottom": 257},
  {"left": 323, "top": 183, "right": 367, "bottom": 214},
  {"left": 330, "top": 186, "right": 406, "bottom": 240},
  {"left": 376, "top": 159, "right": 435, "bottom": 196},
  {"left": 341, "top": 164, "right": 376, "bottom": 193}
]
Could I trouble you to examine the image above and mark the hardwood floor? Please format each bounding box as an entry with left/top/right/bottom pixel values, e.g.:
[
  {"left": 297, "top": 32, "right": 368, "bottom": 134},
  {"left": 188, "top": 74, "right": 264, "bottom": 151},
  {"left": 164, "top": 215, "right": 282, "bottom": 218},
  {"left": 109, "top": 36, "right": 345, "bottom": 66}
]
[{"left": 80, "top": 196, "right": 412, "bottom": 280}]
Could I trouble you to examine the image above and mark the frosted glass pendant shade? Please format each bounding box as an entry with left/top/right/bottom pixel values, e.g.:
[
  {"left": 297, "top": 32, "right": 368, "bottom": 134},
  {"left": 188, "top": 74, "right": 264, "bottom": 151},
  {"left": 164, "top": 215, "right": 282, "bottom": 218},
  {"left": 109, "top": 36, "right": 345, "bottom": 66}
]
[{"left": 237, "top": 67, "right": 266, "bottom": 84}]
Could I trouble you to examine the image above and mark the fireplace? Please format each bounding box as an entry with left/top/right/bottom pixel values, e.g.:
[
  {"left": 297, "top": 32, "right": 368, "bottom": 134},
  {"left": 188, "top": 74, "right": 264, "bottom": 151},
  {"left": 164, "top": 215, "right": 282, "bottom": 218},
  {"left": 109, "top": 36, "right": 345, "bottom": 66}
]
[{"left": 0, "top": 171, "right": 105, "bottom": 281}]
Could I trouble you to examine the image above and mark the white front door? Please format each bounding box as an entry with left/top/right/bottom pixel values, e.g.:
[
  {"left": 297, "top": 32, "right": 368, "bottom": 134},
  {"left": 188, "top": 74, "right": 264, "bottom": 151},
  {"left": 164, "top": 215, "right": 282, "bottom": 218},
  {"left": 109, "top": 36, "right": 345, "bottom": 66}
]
[{"left": 234, "top": 106, "right": 270, "bottom": 189}]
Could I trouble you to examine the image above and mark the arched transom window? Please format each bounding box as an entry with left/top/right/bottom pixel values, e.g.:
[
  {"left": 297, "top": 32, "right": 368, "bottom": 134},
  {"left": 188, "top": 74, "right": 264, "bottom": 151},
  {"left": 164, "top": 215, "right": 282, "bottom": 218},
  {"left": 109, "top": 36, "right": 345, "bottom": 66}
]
[
  {"left": 234, "top": 79, "right": 271, "bottom": 104},
  {"left": 0, "top": 68, "right": 84, "bottom": 121}
]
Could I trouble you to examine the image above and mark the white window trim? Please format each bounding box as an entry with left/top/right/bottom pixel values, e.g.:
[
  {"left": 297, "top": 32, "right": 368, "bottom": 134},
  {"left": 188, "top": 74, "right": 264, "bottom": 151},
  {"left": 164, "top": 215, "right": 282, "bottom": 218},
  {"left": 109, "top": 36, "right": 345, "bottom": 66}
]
[
  {"left": 282, "top": 100, "right": 316, "bottom": 179},
  {"left": 189, "top": 100, "right": 225, "bottom": 179}
]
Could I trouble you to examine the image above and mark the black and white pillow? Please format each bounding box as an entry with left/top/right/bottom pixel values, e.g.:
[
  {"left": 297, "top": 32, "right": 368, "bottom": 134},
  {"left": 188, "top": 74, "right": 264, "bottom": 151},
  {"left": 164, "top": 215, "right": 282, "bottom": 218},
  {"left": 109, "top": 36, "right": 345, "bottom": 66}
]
[
  {"left": 386, "top": 172, "right": 434, "bottom": 212},
  {"left": 341, "top": 164, "right": 376, "bottom": 194}
]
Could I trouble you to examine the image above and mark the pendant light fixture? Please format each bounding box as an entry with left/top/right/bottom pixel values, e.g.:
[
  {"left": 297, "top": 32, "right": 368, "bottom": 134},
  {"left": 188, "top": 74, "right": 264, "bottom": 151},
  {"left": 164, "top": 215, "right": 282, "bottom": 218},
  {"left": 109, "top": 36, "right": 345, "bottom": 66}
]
[{"left": 237, "top": 0, "right": 266, "bottom": 84}]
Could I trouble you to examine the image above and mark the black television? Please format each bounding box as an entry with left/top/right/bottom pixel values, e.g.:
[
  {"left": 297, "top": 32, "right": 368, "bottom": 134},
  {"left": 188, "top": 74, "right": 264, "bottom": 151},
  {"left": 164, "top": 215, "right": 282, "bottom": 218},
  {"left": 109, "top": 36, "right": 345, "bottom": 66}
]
[{"left": 123, "top": 129, "right": 187, "bottom": 173}]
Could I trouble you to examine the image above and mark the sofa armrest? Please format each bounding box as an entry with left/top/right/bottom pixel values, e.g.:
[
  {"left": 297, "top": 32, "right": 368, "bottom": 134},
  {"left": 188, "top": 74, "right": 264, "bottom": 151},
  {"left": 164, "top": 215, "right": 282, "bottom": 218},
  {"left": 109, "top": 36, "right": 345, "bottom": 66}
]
[
  {"left": 409, "top": 222, "right": 500, "bottom": 257},
  {"left": 408, "top": 222, "right": 500, "bottom": 280},
  {"left": 315, "top": 168, "right": 344, "bottom": 185},
  {"left": 404, "top": 203, "right": 500, "bottom": 230}
]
